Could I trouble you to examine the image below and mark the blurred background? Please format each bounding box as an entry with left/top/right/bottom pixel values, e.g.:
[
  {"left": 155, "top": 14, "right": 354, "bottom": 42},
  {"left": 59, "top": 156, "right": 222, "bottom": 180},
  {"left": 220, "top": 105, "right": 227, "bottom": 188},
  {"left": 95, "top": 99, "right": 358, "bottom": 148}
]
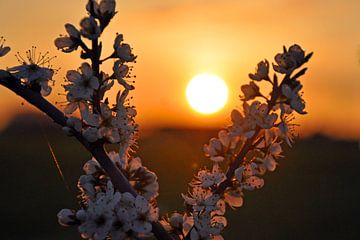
[{"left": 0, "top": 0, "right": 359, "bottom": 239}]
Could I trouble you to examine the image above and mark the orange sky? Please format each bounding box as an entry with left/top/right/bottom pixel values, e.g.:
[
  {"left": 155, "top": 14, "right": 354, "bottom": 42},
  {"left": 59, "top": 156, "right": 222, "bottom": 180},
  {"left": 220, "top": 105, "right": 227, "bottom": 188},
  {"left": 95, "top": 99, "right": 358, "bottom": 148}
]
[{"left": 0, "top": 0, "right": 359, "bottom": 140}]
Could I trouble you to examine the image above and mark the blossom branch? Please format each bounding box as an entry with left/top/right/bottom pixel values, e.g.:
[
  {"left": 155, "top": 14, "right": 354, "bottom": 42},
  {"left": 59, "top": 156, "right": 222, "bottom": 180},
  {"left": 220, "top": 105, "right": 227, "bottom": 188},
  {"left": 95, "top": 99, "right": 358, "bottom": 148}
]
[
  {"left": 0, "top": 71, "right": 173, "bottom": 240},
  {"left": 177, "top": 46, "right": 313, "bottom": 240}
]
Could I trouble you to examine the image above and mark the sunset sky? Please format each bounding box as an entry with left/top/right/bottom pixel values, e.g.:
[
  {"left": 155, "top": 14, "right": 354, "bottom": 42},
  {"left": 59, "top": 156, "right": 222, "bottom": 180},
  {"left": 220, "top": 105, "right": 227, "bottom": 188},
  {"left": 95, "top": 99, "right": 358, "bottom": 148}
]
[{"left": 0, "top": 0, "right": 359, "bottom": 139}]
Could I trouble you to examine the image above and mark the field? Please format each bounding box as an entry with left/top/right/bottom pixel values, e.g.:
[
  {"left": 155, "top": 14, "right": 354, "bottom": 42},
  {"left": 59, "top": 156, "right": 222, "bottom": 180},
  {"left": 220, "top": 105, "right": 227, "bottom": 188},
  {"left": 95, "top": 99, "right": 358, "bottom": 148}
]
[{"left": 0, "top": 114, "right": 359, "bottom": 239}]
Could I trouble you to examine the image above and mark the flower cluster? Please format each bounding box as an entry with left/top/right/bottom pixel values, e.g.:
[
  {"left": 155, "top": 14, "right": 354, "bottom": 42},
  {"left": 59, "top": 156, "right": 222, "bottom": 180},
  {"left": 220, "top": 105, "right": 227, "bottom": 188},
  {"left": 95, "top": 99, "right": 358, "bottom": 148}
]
[
  {"left": 54, "top": 1, "right": 161, "bottom": 239},
  {"left": 161, "top": 44, "right": 312, "bottom": 240},
  {"left": 0, "top": 0, "right": 313, "bottom": 239},
  {"left": 55, "top": 0, "right": 137, "bottom": 145},
  {"left": 58, "top": 151, "right": 159, "bottom": 239}
]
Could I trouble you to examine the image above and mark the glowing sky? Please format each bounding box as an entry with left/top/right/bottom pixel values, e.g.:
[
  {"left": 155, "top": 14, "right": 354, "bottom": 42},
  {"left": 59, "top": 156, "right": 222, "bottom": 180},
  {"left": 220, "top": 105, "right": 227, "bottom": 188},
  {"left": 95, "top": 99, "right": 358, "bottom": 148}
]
[{"left": 0, "top": 0, "right": 359, "bottom": 139}]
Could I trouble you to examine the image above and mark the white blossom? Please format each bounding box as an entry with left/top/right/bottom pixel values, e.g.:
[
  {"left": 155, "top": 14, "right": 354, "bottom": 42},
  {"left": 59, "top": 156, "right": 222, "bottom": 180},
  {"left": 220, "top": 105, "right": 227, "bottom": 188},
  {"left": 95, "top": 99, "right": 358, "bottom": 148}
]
[
  {"left": 8, "top": 47, "right": 55, "bottom": 96},
  {"left": 99, "top": 0, "right": 116, "bottom": 15},
  {"left": 126, "top": 157, "right": 159, "bottom": 200},
  {"left": 249, "top": 60, "right": 269, "bottom": 81},
  {"left": 273, "top": 44, "right": 306, "bottom": 74},
  {"left": 77, "top": 181, "right": 120, "bottom": 240},
  {"left": 244, "top": 101, "right": 278, "bottom": 129},
  {"left": 113, "top": 34, "right": 136, "bottom": 62},
  {"left": 131, "top": 195, "right": 154, "bottom": 234},
  {"left": 54, "top": 24, "right": 80, "bottom": 53},
  {"left": 113, "top": 60, "right": 134, "bottom": 90},
  {"left": 241, "top": 81, "right": 261, "bottom": 101},
  {"left": 64, "top": 63, "right": 99, "bottom": 103},
  {"left": 191, "top": 213, "right": 227, "bottom": 240},
  {"left": 87, "top": 0, "right": 116, "bottom": 18},
  {"left": 182, "top": 187, "right": 220, "bottom": 213},
  {"left": 80, "top": 17, "right": 101, "bottom": 40},
  {"left": 193, "top": 165, "right": 226, "bottom": 188},
  {"left": 282, "top": 83, "right": 306, "bottom": 114}
]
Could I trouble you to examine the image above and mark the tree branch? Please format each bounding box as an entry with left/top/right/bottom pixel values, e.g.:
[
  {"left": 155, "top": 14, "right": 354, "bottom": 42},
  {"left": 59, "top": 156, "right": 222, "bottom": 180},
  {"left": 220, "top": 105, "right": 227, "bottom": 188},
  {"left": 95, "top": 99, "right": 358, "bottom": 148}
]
[{"left": 0, "top": 70, "right": 173, "bottom": 240}]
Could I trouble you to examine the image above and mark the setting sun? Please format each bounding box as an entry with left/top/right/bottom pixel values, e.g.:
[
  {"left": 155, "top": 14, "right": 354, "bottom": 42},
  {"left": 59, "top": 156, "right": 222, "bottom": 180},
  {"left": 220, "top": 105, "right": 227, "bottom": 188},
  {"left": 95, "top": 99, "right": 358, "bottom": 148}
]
[{"left": 186, "top": 73, "right": 228, "bottom": 114}]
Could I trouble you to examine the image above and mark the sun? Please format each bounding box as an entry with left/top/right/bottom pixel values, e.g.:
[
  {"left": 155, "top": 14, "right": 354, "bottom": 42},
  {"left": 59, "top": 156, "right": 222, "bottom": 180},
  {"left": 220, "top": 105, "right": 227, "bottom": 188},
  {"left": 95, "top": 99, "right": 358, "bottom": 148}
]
[{"left": 186, "top": 73, "right": 228, "bottom": 114}]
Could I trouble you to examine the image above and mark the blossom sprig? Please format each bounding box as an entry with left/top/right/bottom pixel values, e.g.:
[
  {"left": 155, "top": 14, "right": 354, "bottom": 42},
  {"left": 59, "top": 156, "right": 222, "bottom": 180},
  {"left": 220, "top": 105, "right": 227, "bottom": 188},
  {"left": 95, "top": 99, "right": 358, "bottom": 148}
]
[
  {"left": 56, "top": 0, "right": 137, "bottom": 146},
  {"left": 161, "top": 44, "right": 313, "bottom": 240},
  {"left": 55, "top": 1, "right": 163, "bottom": 239}
]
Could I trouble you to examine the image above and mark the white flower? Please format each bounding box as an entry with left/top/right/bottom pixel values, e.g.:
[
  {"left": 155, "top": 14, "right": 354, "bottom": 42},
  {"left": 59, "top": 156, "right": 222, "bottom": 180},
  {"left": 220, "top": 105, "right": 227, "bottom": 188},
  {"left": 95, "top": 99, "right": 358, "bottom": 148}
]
[
  {"left": 244, "top": 101, "right": 278, "bottom": 129},
  {"left": 191, "top": 213, "right": 227, "bottom": 240},
  {"left": 241, "top": 81, "right": 261, "bottom": 101},
  {"left": 203, "top": 138, "right": 224, "bottom": 162},
  {"left": 126, "top": 157, "right": 159, "bottom": 200},
  {"left": 8, "top": 47, "right": 55, "bottom": 96},
  {"left": 249, "top": 60, "right": 269, "bottom": 81},
  {"left": 273, "top": 44, "right": 307, "bottom": 74},
  {"left": 54, "top": 24, "right": 81, "bottom": 53},
  {"left": 65, "top": 62, "right": 99, "bottom": 102},
  {"left": 282, "top": 83, "right": 306, "bottom": 114},
  {"left": 110, "top": 205, "right": 132, "bottom": 240},
  {"left": 77, "top": 181, "right": 120, "bottom": 240},
  {"left": 57, "top": 209, "right": 76, "bottom": 227},
  {"left": 0, "top": 37, "right": 10, "bottom": 57},
  {"left": 193, "top": 164, "right": 226, "bottom": 188},
  {"left": 229, "top": 109, "right": 255, "bottom": 137},
  {"left": 236, "top": 163, "right": 265, "bottom": 191},
  {"left": 99, "top": 0, "right": 116, "bottom": 15},
  {"left": 113, "top": 34, "right": 136, "bottom": 62},
  {"left": 87, "top": 0, "right": 116, "bottom": 18},
  {"left": 218, "top": 129, "right": 238, "bottom": 150},
  {"left": 230, "top": 109, "right": 244, "bottom": 127},
  {"left": 112, "top": 90, "right": 138, "bottom": 144},
  {"left": 80, "top": 17, "right": 101, "bottom": 40},
  {"left": 97, "top": 104, "right": 121, "bottom": 143},
  {"left": 182, "top": 187, "right": 220, "bottom": 213},
  {"left": 114, "top": 193, "right": 156, "bottom": 235},
  {"left": 113, "top": 60, "right": 134, "bottom": 90},
  {"left": 131, "top": 195, "right": 154, "bottom": 234},
  {"left": 235, "top": 163, "right": 258, "bottom": 182}
]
